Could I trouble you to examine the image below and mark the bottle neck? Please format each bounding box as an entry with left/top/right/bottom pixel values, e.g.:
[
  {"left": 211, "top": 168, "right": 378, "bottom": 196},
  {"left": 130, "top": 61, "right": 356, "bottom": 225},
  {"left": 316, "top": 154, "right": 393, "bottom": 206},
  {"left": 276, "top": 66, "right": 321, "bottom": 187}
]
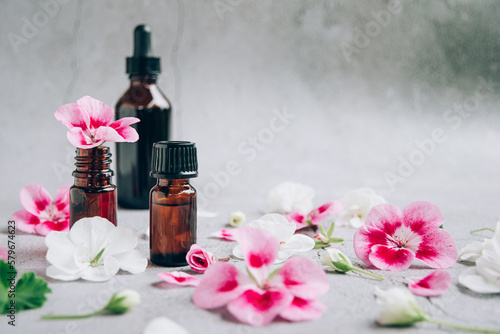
[
  {"left": 156, "top": 179, "right": 190, "bottom": 187},
  {"left": 73, "top": 146, "right": 114, "bottom": 187},
  {"left": 130, "top": 75, "right": 157, "bottom": 85}
]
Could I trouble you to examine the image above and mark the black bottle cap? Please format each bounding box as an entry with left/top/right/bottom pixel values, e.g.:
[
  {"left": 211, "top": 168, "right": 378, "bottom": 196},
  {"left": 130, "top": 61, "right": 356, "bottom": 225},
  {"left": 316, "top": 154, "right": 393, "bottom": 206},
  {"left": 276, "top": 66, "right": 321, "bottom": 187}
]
[
  {"left": 126, "top": 24, "right": 161, "bottom": 76},
  {"left": 151, "top": 141, "right": 198, "bottom": 179}
]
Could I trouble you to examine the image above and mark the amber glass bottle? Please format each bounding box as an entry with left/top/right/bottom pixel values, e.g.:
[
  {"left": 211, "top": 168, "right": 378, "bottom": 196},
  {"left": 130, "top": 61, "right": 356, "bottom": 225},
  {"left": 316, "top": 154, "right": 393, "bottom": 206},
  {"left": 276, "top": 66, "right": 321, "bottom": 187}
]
[
  {"left": 116, "top": 24, "right": 172, "bottom": 209},
  {"left": 150, "top": 142, "right": 198, "bottom": 267},
  {"left": 70, "top": 146, "right": 117, "bottom": 227}
]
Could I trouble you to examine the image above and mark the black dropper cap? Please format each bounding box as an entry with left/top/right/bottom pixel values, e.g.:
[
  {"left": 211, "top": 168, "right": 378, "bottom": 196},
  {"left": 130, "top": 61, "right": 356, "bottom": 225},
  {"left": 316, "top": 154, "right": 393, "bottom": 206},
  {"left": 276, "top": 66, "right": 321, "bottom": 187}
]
[
  {"left": 151, "top": 141, "right": 198, "bottom": 179},
  {"left": 126, "top": 24, "right": 161, "bottom": 77}
]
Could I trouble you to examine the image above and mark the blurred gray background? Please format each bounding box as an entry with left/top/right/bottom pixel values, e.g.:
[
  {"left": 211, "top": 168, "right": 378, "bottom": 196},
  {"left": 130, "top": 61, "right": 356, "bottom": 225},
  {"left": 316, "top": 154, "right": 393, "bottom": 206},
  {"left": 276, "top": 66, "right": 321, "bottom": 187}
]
[{"left": 1, "top": 0, "right": 500, "bottom": 215}]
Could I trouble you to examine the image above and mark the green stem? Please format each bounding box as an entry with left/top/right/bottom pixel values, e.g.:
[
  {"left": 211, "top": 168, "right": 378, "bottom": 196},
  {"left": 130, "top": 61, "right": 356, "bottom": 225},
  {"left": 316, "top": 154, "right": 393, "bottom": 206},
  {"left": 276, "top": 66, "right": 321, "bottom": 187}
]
[
  {"left": 350, "top": 267, "right": 385, "bottom": 280},
  {"left": 427, "top": 317, "right": 500, "bottom": 334},
  {"left": 41, "top": 308, "right": 104, "bottom": 320},
  {"left": 470, "top": 228, "right": 495, "bottom": 234}
]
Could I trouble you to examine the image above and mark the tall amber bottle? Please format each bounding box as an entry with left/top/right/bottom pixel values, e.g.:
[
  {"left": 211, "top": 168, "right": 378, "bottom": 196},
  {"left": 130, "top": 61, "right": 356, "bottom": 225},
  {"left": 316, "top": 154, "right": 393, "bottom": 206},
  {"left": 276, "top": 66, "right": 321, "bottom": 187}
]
[
  {"left": 116, "top": 24, "right": 172, "bottom": 209},
  {"left": 150, "top": 141, "right": 198, "bottom": 267},
  {"left": 70, "top": 146, "right": 117, "bottom": 227}
]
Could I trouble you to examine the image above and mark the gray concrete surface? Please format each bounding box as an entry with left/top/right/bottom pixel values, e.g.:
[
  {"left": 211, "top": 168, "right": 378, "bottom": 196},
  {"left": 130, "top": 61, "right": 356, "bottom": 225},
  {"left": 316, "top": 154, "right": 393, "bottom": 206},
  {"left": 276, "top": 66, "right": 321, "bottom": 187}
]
[{"left": 1, "top": 0, "right": 500, "bottom": 333}]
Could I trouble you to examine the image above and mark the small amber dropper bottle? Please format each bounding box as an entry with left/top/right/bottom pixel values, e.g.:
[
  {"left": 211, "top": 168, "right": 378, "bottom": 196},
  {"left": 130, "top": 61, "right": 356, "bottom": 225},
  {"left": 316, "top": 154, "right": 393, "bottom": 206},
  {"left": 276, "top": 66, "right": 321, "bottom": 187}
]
[{"left": 150, "top": 141, "right": 198, "bottom": 266}]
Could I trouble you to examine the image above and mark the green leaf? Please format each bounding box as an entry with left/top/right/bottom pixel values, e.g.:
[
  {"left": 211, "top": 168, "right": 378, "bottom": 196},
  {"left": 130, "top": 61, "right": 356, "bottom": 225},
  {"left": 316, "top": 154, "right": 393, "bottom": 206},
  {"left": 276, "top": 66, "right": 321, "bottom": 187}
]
[
  {"left": 0, "top": 260, "right": 16, "bottom": 314},
  {"left": 329, "top": 237, "right": 344, "bottom": 243},
  {"left": 14, "top": 272, "right": 51, "bottom": 312},
  {"left": 327, "top": 221, "right": 335, "bottom": 238},
  {"left": 439, "top": 224, "right": 443, "bottom": 229},
  {"left": 0, "top": 260, "right": 16, "bottom": 291},
  {"left": 314, "top": 242, "right": 329, "bottom": 249},
  {"left": 319, "top": 225, "right": 327, "bottom": 237}
]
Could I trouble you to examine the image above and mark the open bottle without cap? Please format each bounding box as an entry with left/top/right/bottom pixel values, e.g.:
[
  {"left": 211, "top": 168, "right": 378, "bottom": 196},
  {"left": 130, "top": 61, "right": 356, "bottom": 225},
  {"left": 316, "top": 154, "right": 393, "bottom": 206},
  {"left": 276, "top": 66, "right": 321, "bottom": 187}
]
[{"left": 70, "top": 146, "right": 117, "bottom": 227}]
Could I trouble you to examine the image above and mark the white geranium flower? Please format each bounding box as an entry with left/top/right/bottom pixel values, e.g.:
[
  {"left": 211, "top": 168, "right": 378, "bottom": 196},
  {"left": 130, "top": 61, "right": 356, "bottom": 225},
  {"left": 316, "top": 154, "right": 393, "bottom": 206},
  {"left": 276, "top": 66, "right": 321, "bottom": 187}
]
[
  {"left": 375, "top": 287, "right": 427, "bottom": 326},
  {"left": 458, "top": 241, "right": 484, "bottom": 263},
  {"left": 232, "top": 214, "right": 315, "bottom": 263},
  {"left": 143, "top": 317, "right": 189, "bottom": 334},
  {"left": 459, "top": 222, "right": 500, "bottom": 293},
  {"left": 335, "top": 187, "right": 386, "bottom": 228},
  {"left": 228, "top": 211, "right": 246, "bottom": 227},
  {"left": 266, "top": 181, "right": 315, "bottom": 214},
  {"left": 45, "top": 217, "right": 147, "bottom": 282}
]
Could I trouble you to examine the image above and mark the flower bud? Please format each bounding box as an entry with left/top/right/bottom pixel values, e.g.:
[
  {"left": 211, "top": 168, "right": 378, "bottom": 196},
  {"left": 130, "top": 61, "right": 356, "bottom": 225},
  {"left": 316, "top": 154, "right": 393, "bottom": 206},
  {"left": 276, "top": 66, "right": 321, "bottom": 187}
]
[
  {"left": 104, "top": 289, "right": 140, "bottom": 314},
  {"left": 186, "top": 244, "right": 216, "bottom": 274},
  {"left": 375, "top": 287, "right": 426, "bottom": 326},
  {"left": 320, "top": 248, "right": 352, "bottom": 273},
  {"left": 228, "top": 211, "right": 246, "bottom": 227}
]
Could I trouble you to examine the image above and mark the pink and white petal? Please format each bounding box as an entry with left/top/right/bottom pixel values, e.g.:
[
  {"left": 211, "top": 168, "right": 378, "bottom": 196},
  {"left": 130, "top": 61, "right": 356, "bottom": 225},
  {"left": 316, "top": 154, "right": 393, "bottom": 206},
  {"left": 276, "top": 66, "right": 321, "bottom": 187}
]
[
  {"left": 276, "top": 257, "right": 329, "bottom": 299},
  {"left": 234, "top": 226, "right": 279, "bottom": 284},
  {"left": 279, "top": 297, "right": 326, "bottom": 322},
  {"left": 93, "top": 126, "right": 126, "bottom": 143},
  {"left": 294, "top": 221, "right": 310, "bottom": 230},
  {"left": 210, "top": 229, "right": 236, "bottom": 241},
  {"left": 113, "top": 250, "right": 147, "bottom": 274},
  {"left": 0, "top": 244, "right": 7, "bottom": 260},
  {"left": 76, "top": 96, "right": 114, "bottom": 128},
  {"left": 158, "top": 271, "right": 200, "bottom": 287},
  {"left": 227, "top": 288, "right": 293, "bottom": 326},
  {"left": 109, "top": 117, "right": 140, "bottom": 142},
  {"left": 402, "top": 201, "right": 444, "bottom": 235},
  {"left": 54, "top": 102, "right": 90, "bottom": 130},
  {"left": 19, "top": 184, "right": 52, "bottom": 216},
  {"left": 277, "top": 235, "right": 315, "bottom": 262},
  {"left": 111, "top": 123, "right": 139, "bottom": 142},
  {"left": 54, "top": 184, "right": 71, "bottom": 212},
  {"left": 353, "top": 225, "right": 391, "bottom": 267},
  {"left": 34, "top": 219, "right": 69, "bottom": 236},
  {"left": 193, "top": 262, "right": 251, "bottom": 309},
  {"left": 407, "top": 270, "right": 452, "bottom": 297},
  {"left": 11, "top": 209, "right": 40, "bottom": 234},
  {"left": 67, "top": 127, "right": 101, "bottom": 149},
  {"left": 307, "top": 201, "right": 344, "bottom": 224},
  {"left": 368, "top": 245, "right": 415, "bottom": 271},
  {"left": 415, "top": 229, "right": 457, "bottom": 269},
  {"left": 458, "top": 267, "right": 500, "bottom": 294},
  {"left": 364, "top": 204, "right": 404, "bottom": 236},
  {"left": 284, "top": 211, "right": 305, "bottom": 225}
]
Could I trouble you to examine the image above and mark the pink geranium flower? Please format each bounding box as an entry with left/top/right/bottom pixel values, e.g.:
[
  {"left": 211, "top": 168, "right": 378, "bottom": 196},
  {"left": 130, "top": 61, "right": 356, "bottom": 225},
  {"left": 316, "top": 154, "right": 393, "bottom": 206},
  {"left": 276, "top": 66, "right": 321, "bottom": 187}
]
[
  {"left": 285, "top": 201, "right": 344, "bottom": 230},
  {"left": 158, "top": 272, "right": 200, "bottom": 287},
  {"left": 353, "top": 201, "right": 457, "bottom": 271},
  {"left": 193, "top": 226, "right": 329, "bottom": 326},
  {"left": 186, "top": 244, "right": 217, "bottom": 274},
  {"left": 407, "top": 270, "right": 451, "bottom": 297},
  {"left": 55, "top": 96, "right": 140, "bottom": 149},
  {"left": 11, "top": 184, "right": 71, "bottom": 236}
]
